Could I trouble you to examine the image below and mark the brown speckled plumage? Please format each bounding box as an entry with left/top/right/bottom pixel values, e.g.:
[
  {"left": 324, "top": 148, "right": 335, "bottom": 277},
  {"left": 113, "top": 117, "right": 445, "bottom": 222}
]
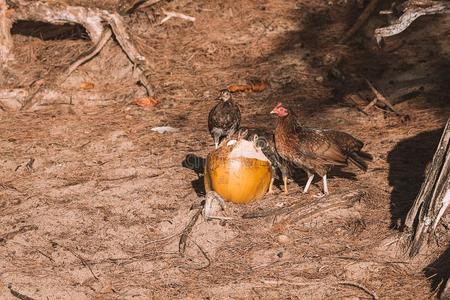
[{"left": 271, "top": 103, "right": 372, "bottom": 194}]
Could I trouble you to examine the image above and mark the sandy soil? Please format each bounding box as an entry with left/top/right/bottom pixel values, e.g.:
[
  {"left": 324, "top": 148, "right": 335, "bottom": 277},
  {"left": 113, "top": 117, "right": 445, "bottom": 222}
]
[{"left": 1, "top": 0, "right": 450, "bottom": 299}]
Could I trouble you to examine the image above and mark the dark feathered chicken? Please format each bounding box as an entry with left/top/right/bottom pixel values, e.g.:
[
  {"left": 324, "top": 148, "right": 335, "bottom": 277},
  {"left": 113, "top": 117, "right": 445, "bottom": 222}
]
[
  {"left": 271, "top": 102, "right": 372, "bottom": 195},
  {"left": 238, "top": 127, "right": 289, "bottom": 193},
  {"left": 208, "top": 90, "right": 241, "bottom": 148}
]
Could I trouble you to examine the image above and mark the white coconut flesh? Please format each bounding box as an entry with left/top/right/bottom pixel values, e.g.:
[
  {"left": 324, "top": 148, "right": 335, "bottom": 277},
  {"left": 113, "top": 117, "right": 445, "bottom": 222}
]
[{"left": 228, "top": 139, "right": 270, "bottom": 162}]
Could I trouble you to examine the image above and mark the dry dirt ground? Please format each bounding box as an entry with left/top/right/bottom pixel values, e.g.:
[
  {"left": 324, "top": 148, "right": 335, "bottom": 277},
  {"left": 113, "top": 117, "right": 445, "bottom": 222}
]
[{"left": 1, "top": 0, "right": 450, "bottom": 299}]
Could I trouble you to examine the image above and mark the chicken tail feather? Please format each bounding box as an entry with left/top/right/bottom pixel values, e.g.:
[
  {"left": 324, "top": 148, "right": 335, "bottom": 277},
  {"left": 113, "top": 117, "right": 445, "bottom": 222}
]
[
  {"left": 358, "top": 151, "right": 373, "bottom": 161},
  {"left": 348, "top": 152, "right": 368, "bottom": 172}
]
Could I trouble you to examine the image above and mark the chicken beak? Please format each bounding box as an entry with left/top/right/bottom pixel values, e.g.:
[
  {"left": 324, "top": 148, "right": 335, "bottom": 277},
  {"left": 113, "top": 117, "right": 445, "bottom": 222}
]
[{"left": 270, "top": 110, "right": 276, "bottom": 114}]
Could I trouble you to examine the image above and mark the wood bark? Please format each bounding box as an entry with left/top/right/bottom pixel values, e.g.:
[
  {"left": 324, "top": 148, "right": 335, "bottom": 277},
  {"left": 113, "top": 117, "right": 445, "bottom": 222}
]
[
  {"left": 10, "top": 0, "right": 105, "bottom": 43},
  {"left": 404, "top": 117, "right": 450, "bottom": 256},
  {"left": 0, "top": 0, "right": 155, "bottom": 104},
  {"left": 0, "top": 0, "right": 13, "bottom": 62},
  {"left": 375, "top": 1, "right": 450, "bottom": 45}
]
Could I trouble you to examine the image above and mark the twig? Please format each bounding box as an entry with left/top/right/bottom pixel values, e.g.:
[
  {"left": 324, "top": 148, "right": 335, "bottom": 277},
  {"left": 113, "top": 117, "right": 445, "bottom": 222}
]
[
  {"left": 365, "top": 78, "right": 404, "bottom": 116},
  {"left": 52, "top": 241, "right": 99, "bottom": 280},
  {"left": 362, "top": 97, "right": 379, "bottom": 113},
  {"left": 179, "top": 208, "right": 202, "bottom": 256},
  {"left": 340, "top": 0, "right": 381, "bottom": 43},
  {"left": 338, "top": 281, "right": 379, "bottom": 300},
  {"left": 160, "top": 9, "right": 195, "bottom": 24},
  {"left": 65, "top": 27, "right": 113, "bottom": 79},
  {"left": 66, "top": 248, "right": 99, "bottom": 281},
  {"left": 343, "top": 94, "right": 369, "bottom": 116},
  {"left": 180, "top": 240, "right": 211, "bottom": 270},
  {"left": 7, "top": 284, "right": 36, "bottom": 300},
  {"left": 144, "top": 230, "right": 183, "bottom": 245},
  {"left": 25, "top": 158, "right": 35, "bottom": 171}
]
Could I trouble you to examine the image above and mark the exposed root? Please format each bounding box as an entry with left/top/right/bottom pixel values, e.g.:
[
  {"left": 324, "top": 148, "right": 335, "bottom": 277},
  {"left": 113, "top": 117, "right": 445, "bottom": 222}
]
[
  {"left": 2, "top": 0, "right": 155, "bottom": 110},
  {"left": 375, "top": 1, "right": 450, "bottom": 45}
]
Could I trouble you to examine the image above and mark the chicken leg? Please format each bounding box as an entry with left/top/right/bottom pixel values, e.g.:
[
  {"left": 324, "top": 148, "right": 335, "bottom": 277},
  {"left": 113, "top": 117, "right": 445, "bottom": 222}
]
[
  {"left": 322, "top": 174, "right": 329, "bottom": 195},
  {"left": 303, "top": 174, "right": 314, "bottom": 193},
  {"left": 283, "top": 176, "right": 288, "bottom": 194}
]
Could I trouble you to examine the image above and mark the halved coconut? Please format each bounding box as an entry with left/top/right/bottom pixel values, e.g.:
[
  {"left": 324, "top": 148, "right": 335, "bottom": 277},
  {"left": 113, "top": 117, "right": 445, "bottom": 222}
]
[{"left": 204, "top": 139, "right": 272, "bottom": 204}]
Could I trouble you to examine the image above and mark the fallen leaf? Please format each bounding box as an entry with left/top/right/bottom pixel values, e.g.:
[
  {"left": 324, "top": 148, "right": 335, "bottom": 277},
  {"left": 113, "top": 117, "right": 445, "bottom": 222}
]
[
  {"left": 227, "top": 80, "right": 269, "bottom": 93},
  {"left": 227, "top": 84, "right": 253, "bottom": 93},
  {"left": 250, "top": 81, "right": 269, "bottom": 92},
  {"left": 133, "top": 97, "right": 159, "bottom": 107},
  {"left": 80, "top": 82, "right": 95, "bottom": 90}
]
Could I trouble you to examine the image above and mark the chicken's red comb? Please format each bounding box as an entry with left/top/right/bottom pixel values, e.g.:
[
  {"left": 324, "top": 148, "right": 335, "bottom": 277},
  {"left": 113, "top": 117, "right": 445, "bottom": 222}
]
[{"left": 275, "top": 102, "right": 283, "bottom": 108}]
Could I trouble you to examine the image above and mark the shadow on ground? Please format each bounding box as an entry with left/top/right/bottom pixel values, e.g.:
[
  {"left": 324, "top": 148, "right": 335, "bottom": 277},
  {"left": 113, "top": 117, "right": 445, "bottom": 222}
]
[
  {"left": 182, "top": 154, "right": 206, "bottom": 196},
  {"left": 425, "top": 245, "right": 450, "bottom": 298},
  {"left": 387, "top": 128, "right": 443, "bottom": 229}
]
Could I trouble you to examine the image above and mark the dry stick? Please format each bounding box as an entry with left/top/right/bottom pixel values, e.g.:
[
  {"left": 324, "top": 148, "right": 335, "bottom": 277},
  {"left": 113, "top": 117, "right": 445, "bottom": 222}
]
[
  {"left": 179, "top": 208, "right": 202, "bottom": 256},
  {"left": 344, "top": 94, "right": 369, "bottom": 116},
  {"left": 362, "top": 97, "right": 378, "bottom": 113},
  {"left": 66, "top": 248, "right": 99, "bottom": 281},
  {"left": 365, "top": 78, "right": 404, "bottom": 116},
  {"left": 338, "top": 281, "right": 379, "bottom": 300},
  {"left": 340, "top": 0, "right": 381, "bottom": 43},
  {"left": 7, "top": 285, "right": 36, "bottom": 300},
  {"left": 180, "top": 240, "right": 211, "bottom": 270},
  {"left": 65, "top": 27, "right": 113, "bottom": 79}
]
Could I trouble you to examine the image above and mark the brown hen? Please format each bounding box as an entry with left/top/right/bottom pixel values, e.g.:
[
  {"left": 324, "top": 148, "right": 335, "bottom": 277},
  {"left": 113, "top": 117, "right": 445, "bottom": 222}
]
[{"left": 271, "top": 102, "right": 372, "bottom": 195}]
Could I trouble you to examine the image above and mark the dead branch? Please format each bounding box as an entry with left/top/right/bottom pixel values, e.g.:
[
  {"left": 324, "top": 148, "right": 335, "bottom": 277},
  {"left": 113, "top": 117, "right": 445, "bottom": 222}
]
[
  {"left": 375, "top": 1, "right": 450, "bottom": 45},
  {"left": 340, "top": 0, "right": 381, "bottom": 43},
  {"left": 242, "top": 191, "right": 364, "bottom": 220},
  {"left": 339, "top": 281, "right": 379, "bottom": 300},
  {"left": 404, "top": 117, "right": 450, "bottom": 256}
]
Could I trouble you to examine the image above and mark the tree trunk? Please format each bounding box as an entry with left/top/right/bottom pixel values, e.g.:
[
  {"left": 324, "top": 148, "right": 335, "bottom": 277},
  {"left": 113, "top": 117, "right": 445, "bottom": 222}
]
[
  {"left": 0, "top": 0, "right": 13, "bottom": 62},
  {"left": 404, "top": 117, "right": 450, "bottom": 256}
]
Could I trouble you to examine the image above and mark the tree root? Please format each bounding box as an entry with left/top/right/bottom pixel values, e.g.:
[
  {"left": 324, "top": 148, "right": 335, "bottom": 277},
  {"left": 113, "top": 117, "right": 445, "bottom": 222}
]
[{"left": 0, "top": 0, "right": 155, "bottom": 110}]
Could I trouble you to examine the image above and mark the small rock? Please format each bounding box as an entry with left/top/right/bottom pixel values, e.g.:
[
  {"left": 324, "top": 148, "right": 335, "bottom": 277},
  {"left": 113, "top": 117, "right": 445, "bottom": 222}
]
[
  {"left": 315, "top": 76, "right": 324, "bottom": 83},
  {"left": 277, "top": 234, "right": 290, "bottom": 244}
]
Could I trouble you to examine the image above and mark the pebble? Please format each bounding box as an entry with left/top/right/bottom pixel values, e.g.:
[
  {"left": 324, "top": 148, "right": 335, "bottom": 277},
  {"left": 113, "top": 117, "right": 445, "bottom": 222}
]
[{"left": 277, "top": 234, "right": 290, "bottom": 244}]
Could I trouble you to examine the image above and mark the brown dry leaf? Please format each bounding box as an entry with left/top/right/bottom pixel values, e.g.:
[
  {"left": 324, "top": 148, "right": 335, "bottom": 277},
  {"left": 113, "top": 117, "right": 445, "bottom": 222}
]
[
  {"left": 250, "top": 81, "right": 269, "bottom": 92},
  {"left": 227, "top": 84, "right": 253, "bottom": 93},
  {"left": 80, "top": 82, "right": 95, "bottom": 90},
  {"left": 133, "top": 97, "right": 159, "bottom": 108},
  {"left": 227, "top": 81, "right": 269, "bottom": 93}
]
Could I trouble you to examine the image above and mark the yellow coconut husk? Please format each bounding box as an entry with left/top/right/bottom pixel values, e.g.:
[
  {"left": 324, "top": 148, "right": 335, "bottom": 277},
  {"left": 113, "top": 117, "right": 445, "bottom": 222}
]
[{"left": 204, "top": 139, "right": 272, "bottom": 204}]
